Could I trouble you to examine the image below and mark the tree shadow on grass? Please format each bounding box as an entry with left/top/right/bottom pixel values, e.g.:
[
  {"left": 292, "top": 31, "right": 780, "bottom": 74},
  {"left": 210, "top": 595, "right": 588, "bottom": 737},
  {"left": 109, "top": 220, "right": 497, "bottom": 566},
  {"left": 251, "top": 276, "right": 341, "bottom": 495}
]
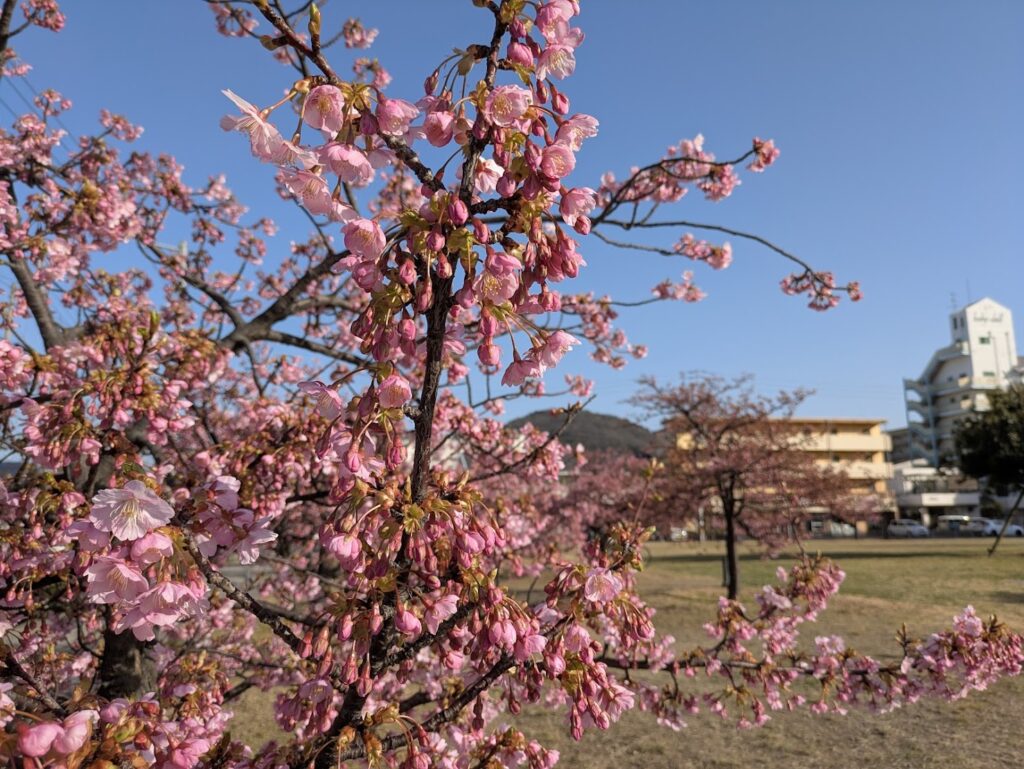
[
  {"left": 649, "top": 548, "right": 992, "bottom": 565},
  {"left": 989, "top": 590, "right": 1024, "bottom": 605}
]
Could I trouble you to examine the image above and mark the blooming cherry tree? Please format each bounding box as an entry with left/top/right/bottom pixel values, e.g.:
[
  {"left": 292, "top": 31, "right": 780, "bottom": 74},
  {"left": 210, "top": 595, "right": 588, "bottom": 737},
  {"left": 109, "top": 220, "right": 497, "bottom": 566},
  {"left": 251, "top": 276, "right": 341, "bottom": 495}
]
[{"left": 0, "top": 2, "right": 1016, "bottom": 769}]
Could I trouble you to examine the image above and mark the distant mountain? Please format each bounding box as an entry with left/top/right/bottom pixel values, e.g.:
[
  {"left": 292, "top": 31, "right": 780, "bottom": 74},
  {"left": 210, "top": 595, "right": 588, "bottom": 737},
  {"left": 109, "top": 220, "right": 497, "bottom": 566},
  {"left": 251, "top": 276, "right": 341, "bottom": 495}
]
[{"left": 506, "top": 410, "right": 657, "bottom": 457}]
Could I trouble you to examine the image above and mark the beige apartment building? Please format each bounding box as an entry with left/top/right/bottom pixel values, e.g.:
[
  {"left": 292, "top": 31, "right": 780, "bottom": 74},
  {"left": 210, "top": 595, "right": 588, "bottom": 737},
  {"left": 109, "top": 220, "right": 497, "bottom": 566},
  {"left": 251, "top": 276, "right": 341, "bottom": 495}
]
[{"left": 779, "top": 417, "right": 894, "bottom": 500}]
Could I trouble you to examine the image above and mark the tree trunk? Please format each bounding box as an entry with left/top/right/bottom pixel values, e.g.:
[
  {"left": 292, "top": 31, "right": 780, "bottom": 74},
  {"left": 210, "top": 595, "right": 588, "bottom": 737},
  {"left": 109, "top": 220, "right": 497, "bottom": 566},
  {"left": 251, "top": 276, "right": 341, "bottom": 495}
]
[
  {"left": 96, "top": 616, "right": 155, "bottom": 698},
  {"left": 724, "top": 499, "right": 739, "bottom": 600},
  {"left": 987, "top": 487, "right": 1024, "bottom": 557}
]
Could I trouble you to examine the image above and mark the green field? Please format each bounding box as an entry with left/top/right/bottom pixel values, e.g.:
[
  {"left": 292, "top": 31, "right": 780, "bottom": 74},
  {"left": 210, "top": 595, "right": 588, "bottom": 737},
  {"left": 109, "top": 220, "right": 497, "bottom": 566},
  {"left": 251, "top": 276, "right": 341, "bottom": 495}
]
[{"left": 232, "top": 538, "right": 1024, "bottom": 767}]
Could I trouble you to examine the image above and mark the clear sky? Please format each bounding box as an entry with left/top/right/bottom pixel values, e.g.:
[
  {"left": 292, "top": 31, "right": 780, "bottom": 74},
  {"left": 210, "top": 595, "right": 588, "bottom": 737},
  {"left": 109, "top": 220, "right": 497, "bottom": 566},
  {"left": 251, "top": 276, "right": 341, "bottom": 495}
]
[{"left": 12, "top": 1, "right": 1024, "bottom": 428}]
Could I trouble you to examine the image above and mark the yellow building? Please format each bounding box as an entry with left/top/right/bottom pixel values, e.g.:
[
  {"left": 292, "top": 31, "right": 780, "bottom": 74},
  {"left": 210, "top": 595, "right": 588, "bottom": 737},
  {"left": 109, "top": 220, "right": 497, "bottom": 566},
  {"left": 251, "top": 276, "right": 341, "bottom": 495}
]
[{"left": 776, "top": 417, "right": 894, "bottom": 502}]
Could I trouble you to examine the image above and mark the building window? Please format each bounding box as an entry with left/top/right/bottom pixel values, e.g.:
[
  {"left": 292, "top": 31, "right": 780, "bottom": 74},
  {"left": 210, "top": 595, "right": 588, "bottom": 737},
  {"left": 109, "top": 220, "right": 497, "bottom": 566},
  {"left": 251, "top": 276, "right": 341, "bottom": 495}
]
[
  {"left": 978, "top": 336, "right": 991, "bottom": 345},
  {"left": 982, "top": 370, "right": 995, "bottom": 377}
]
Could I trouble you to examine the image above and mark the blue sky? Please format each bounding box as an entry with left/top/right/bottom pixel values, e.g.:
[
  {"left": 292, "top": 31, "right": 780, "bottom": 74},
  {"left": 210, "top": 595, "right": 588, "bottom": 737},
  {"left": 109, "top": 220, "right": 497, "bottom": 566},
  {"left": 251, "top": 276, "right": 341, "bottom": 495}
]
[{"left": 12, "top": 1, "right": 1023, "bottom": 428}]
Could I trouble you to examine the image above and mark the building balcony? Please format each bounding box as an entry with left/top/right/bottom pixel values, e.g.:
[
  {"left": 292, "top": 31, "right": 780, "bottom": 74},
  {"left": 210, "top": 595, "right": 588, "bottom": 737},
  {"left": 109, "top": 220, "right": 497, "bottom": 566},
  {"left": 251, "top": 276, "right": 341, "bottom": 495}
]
[
  {"left": 841, "top": 461, "right": 894, "bottom": 480},
  {"left": 793, "top": 433, "right": 892, "bottom": 453},
  {"left": 905, "top": 399, "right": 934, "bottom": 418},
  {"left": 896, "top": 491, "right": 980, "bottom": 508}
]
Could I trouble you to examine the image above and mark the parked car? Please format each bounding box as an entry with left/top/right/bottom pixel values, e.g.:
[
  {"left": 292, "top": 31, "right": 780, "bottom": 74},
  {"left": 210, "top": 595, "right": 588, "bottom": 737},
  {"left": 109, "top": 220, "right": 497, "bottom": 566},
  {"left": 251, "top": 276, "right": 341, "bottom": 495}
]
[
  {"left": 887, "top": 519, "right": 930, "bottom": 538},
  {"left": 809, "top": 520, "right": 856, "bottom": 538},
  {"left": 964, "top": 518, "right": 1024, "bottom": 537},
  {"left": 937, "top": 514, "right": 972, "bottom": 535},
  {"left": 826, "top": 521, "right": 856, "bottom": 538}
]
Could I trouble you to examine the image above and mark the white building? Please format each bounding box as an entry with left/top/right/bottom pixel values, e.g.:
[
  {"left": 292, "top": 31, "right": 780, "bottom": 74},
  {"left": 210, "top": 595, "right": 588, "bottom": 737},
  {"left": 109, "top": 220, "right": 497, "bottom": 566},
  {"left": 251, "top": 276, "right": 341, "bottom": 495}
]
[
  {"left": 889, "top": 462, "right": 980, "bottom": 524},
  {"left": 903, "top": 298, "right": 1019, "bottom": 466}
]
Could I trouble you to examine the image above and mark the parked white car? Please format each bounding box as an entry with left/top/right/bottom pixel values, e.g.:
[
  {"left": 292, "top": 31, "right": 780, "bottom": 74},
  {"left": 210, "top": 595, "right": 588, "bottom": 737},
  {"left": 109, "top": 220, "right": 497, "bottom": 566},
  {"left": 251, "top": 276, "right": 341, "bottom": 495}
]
[
  {"left": 887, "top": 519, "right": 929, "bottom": 538},
  {"left": 964, "top": 518, "right": 1024, "bottom": 537}
]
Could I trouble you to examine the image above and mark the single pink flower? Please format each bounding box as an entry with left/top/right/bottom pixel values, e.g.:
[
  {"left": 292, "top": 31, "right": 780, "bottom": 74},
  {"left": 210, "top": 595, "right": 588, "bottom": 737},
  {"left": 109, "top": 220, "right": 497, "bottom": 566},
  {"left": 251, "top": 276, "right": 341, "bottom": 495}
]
[
  {"left": 424, "top": 593, "right": 459, "bottom": 634},
  {"left": 473, "top": 157, "right": 504, "bottom": 194},
  {"left": 65, "top": 518, "right": 110, "bottom": 551},
  {"left": 303, "top": 85, "right": 346, "bottom": 133},
  {"left": 90, "top": 480, "right": 174, "bottom": 541},
  {"left": 52, "top": 710, "right": 97, "bottom": 754},
  {"left": 18, "top": 722, "right": 63, "bottom": 757},
  {"left": 507, "top": 41, "right": 534, "bottom": 67},
  {"left": 375, "top": 96, "right": 419, "bottom": 136},
  {"left": 378, "top": 373, "right": 412, "bottom": 409},
  {"left": 343, "top": 218, "right": 386, "bottom": 261},
  {"left": 485, "top": 85, "right": 533, "bottom": 127},
  {"left": 584, "top": 568, "right": 623, "bottom": 603},
  {"left": 130, "top": 531, "right": 174, "bottom": 566},
  {"left": 501, "top": 356, "right": 543, "bottom": 386},
  {"left": 325, "top": 532, "right": 361, "bottom": 567},
  {"left": 536, "top": 330, "right": 580, "bottom": 368},
  {"left": 475, "top": 268, "right": 518, "bottom": 304},
  {"left": 514, "top": 632, "right": 547, "bottom": 661},
  {"left": 554, "top": 113, "right": 599, "bottom": 150},
  {"left": 424, "top": 110, "right": 455, "bottom": 147},
  {"left": 220, "top": 89, "right": 284, "bottom": 161},
  {"left": 84, "top": 556, "right": 150, "bottom": 604},
  {"left": 320, "top": 143, "right": 373, "bottom": 185},
  {"left": 559, "top": 186, "right": 595, "bottom": 227},
  {"left": 540, "top": 143, "right": 576, "bottom": 179},
  {"left": 536, "top": 45, "right": 576, "bottom": 80},
  {"left": 298, "top": 380, "right": 345, "bottom": 419},
  {"left": 281, "top": 169, "right": 333, "bottom": 215}
]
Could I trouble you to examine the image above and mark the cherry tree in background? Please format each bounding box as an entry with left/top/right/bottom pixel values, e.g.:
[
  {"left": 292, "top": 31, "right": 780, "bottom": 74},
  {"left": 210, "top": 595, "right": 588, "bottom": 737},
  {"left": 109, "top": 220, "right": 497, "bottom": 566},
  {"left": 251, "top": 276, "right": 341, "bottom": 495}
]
[
  {"left": 631, "top": 373, "right": 883, "bottom": 599},
  {"left": 0, "top": 2, "right": 1019, "bottom": 769}
]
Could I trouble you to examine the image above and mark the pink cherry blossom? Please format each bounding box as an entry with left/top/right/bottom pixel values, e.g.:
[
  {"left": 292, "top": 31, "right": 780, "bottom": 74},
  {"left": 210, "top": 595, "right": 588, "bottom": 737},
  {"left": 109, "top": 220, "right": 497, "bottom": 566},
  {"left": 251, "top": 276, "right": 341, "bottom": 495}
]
[
  {"left": 537, "top": 45, "right": 577, "bottom": 80},
  {"left": 555, "top": 113, "right": 599, "bottom": 150},
  {"left": 298, "top": 380, "right": 345, "bottom": 419},
  {"left": 84, "top": 556, "right": 150, "bottom": 603},
  {"left": 474, "top": 157, "right": 505, "bottom": 193},
  {"left": 540, "top": 143, "right": 576, "bottom": 179},
  {"left": 536, "top": 330, "right": 580, "bottom": 368},
  {"left": 378, "top": 373, "right": 413, "bottom": 409},
  {"left": 559, "top": 186, "right": 596, "bottom": 227},
  {"left": 375, "top": 96, "right": 419, "bottom": 136},
  {"left": 219, "top": 89, "right": 283, "bottom": 161},
  {"left": 303, "top": 85, "right": 346, "bottom": 133},
  {"left": 18, "top": 722, "right": 63, "bottom": 757},
  {"left": 343, "top": 218, "right": 386, "bottom": 261},
  {"left": 501, "top": 356, "right": 543, "bottom": 386},
  {"left": 52, "top": 710, "right": 98, "bottom": 754},
  {"left": 584, "top": 568, "right": 623, "bottom": 603},
  {"left": 424, "top": 110, "right": 455, "bottom": 147},
  {"left": 281, "top": 169, "right": 333, "bottom": 215},
  {"left": 90, "top": 480, "right": 174, "bottom": 541},
  {"left": 485, "top": 85, "right": 533, "bottom": 127},
  {"left": 320, "top": 143, "right": 374, "bottom": 185},
  {"left": 130, "top": 531, "right": 174, "bottom": 565},
  {"left": 424, "top": 594, "right": 459, "bottom": 634}
]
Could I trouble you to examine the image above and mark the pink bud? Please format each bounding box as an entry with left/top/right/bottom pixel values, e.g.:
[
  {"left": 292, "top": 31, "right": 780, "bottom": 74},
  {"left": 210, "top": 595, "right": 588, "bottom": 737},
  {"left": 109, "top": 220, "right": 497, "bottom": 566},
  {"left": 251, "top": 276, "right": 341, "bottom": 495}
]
[
  {"left": 395, "top": 604, "right": 422, "bottom": 637},
  {"left": 507, "top": 41, "right": 534, "bottom": 67},
  {"left": 447, "top": 198, "right": 469, "bottom": 225}
]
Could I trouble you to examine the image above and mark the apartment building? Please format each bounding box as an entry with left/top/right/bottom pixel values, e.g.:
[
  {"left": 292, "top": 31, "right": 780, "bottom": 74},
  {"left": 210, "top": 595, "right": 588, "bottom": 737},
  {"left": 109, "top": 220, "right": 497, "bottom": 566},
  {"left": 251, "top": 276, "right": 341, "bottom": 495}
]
[
  {"left": 903, "top": 298, "right": 1020, "bottom": 467},
  {"left": 780, "top": 417, "right": 894, "bottom": 503}
]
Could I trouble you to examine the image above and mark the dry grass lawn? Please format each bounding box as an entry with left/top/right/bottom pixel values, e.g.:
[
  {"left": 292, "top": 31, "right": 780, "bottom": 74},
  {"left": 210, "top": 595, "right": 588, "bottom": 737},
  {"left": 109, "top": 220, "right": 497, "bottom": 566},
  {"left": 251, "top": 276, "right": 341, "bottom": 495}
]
[{"left": 232, "top": 538, "right": 1024, "bottom": 768}]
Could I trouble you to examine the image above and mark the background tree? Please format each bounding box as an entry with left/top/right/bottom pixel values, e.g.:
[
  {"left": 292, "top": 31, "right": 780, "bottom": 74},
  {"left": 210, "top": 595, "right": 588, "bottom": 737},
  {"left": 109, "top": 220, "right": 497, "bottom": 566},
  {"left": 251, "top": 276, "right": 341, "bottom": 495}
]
[
  {"left": 956, "top": 384, "right": 1024, "bottom": 556},
  {"left": 632, "top": 373, "right": 878, "bottom": 599},
  {"left": 0, "top": 3, "right": 1017, "bottom": 769}
]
